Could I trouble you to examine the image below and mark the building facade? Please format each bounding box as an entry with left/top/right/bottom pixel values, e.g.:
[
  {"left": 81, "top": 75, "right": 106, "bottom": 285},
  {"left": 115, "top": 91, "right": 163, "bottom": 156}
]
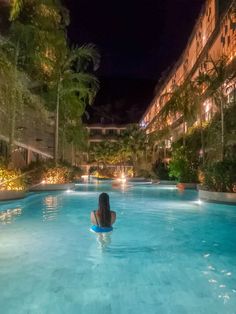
[
  {"left": 140, "top": 0, "right": 236, "bottom": 144},
  {"left": 86, "top": 124, "right": 128, "bottom": 144},
  {"left": 0, "top": 103, "right": 54, "bottom": 168}
]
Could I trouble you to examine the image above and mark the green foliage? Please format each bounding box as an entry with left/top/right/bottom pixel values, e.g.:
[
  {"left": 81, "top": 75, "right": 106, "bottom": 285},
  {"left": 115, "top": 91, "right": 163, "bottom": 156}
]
[
  {"left": 90, "top": 167, "right": 115, "bottom": 179},
  {"left": 64, "top": 120, "right": 89, "bottom": 149},
  {"left": 46, "top": 43, "right": 100, "bottom": 161},
  {"left": 0, "top": 36, "right": 37, "bottom": 160},
  {"left": 0, "top": 159, "right": 26, "bottom": 191},
  {"left": 169, "top": 147, "right": 199, "bottom": 183},
  {"left": 202, "top": 160, "right": 236, "bottom": 192},
  {"left": 197, "top": 56, "right": 236, "bottom": 161},
  {"left": 153, "top": 160, "right": 170, "bottom": 180},
  {"left": 23, "top": 160, "right": 81, "bottom": 185},
  {"left": 158, "top": 80, "right": 200, "bottom": 127},
  {"left": 202, "top": 102, "right": 236, "bottom": 163},
  {"left": 8, "top": 0, "right": 69, "bottom": 83},
  {"left": 89, "top": 125, "right": 153, "bottom": 176},
  {"left": 172, "top": 126, "right": 202, "bottom": 153},
  {"left": 9, "top": 0, "right": 23, "bottom": 21},
  {"left": 89, "top": 141, "right": 125, "bottom": 166},
  {"left": 1, "top": 0, "right": 100, "bottom": 167}
]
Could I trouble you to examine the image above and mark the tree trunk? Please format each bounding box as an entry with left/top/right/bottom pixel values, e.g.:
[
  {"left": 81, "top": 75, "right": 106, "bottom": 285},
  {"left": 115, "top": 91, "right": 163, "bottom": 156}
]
[
  {"left": 61, "top": 127, "right": 65, "bottom": 161},
  {"left": 8, "top": 93, "right": 16, "bottom": 164},
  {"left": 182, "top": 122, "right": 187, "bottom": 147},
  {"left": 54, "top": 80, "right": 60, "bottom": 164},
  {"left": 8, "top": 41, "right": 19, "bottom": 166},
  {"left": 71, "top": 143, "right": 75, "bottom": 165},
  {"left": 220, "top": 97, "right": 225, "bottom": 161},
  {"left": 199, "top": 106, "right": 205, "bottom": 164},
  {"left": 200, "top": 123, "right": 205, "bottom": 164},
  {"left": 164, "top": 142, "right": 167, "bottom": 159}
]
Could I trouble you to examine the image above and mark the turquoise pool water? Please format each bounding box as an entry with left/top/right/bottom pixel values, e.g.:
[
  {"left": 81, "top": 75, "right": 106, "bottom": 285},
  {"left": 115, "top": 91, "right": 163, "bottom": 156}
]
[{"left": 0, "top": 184, "right": 236, "bottom": 314}]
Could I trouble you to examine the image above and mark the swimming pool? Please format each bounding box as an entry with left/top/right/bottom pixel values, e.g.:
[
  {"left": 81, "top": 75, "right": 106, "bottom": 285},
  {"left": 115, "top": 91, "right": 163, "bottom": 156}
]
[{"left": 0, "top": 184, "right": 236, "bottom": 314}]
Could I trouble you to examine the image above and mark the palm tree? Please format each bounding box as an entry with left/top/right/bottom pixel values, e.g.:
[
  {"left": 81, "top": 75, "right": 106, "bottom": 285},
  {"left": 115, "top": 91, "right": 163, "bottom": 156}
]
[
  {"left": 50, "top": 44, "right": 100, "bottom": 163},
  {"left": 197, "top": 56, "right": 236, "bottom": 161},
  {"left": 8, "top": 0, "right": 100, "bottom": 165},
  {"left": 158, "top": 80, "right": 199, "bottom": 147},
  {"left": 121, "top": 125, "right": 149, "bottom": 175}
]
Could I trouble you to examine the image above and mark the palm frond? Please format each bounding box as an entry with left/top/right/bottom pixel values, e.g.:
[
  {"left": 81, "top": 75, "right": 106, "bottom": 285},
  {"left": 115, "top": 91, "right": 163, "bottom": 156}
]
[
  {"left": 9, "top": 0, "right": 23, "bottom": 21},
  {"left": 72, "top": 44, "right": 100, "bottom": 71}
]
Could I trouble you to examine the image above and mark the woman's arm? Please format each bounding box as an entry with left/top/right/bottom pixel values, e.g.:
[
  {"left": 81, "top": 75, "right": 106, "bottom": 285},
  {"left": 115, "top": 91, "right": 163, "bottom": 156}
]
[
  {"left": 90, "top": 211, "right": 96, "bottom": 225},
  {"left": 111, "top": 211, "right": 116, "bottom": 225}
]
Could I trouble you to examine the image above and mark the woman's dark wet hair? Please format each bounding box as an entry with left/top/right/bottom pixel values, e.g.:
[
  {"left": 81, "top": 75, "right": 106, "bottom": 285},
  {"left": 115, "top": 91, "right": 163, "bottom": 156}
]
[{"left": 98, "top": 192, "right": 111, "bottom": 227}]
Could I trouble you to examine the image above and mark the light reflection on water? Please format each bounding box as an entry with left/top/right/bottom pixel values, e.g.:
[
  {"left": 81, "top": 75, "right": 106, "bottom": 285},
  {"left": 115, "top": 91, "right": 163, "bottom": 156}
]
[
  {"left": 42, "top": 195, "right": 59, "bottom": 221},
  {"left": 0, "top": 207, "right": 22, "bottom": 224}
]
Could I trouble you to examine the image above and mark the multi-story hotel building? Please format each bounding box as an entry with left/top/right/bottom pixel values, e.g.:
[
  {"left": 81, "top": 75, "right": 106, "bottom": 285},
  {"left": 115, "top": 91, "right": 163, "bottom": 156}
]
[
  {"left": 86, "top": 124, "right": 128, "bottom": 144},
  {"left": 140, "top": 0, "right": 236, "bottom": 145}
]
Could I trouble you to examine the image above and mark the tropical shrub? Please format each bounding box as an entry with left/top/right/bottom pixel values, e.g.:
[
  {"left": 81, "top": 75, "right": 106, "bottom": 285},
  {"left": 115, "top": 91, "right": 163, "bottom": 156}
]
[
  {"left": 0, "top": 166, "right": 26, "bottom": 191},
  {"left": 90, "top": 167, "right": 115, "bottom": 179},
  {"left": 202, "top": 160, "right": 236, "bottom": 192},
  {"left": 24, "top": 160, "right": 79, "bottom": 185},
  {"left": 41, "top": 166, "right": 72, "bottom": 184},
  {"left": 169, "top": 147, "right": 199, "bottom": 183}
]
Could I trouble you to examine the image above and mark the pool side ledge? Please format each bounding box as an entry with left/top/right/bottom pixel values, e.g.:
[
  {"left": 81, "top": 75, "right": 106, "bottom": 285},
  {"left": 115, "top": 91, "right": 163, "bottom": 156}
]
[
  {"left": 30, "top": 183, "right": 75, "bottom": 191},
  {"left": 0, "top": 191, "right": 26, "bottom": 201},
  {"left": 199, "top": 189, "right": 236, "bottom": 205}
]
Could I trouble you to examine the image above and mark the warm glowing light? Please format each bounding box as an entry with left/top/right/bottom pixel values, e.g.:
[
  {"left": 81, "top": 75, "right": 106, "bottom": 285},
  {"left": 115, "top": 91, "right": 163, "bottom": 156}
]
[
  {"left": 81, "top": 175, "right": 89, "bottom": 182},
  {"left": 119, "top": 173, "right": 126, "bottom": 183},
  {"left": 41, "top": 180, "right": 46, "bottom": 184}
]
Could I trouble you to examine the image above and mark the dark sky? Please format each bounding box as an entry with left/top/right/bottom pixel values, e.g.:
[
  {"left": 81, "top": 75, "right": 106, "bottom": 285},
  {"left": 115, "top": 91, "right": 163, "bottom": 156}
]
[{"left": 64, "top": 0, "right": 205, "bottom": 123}]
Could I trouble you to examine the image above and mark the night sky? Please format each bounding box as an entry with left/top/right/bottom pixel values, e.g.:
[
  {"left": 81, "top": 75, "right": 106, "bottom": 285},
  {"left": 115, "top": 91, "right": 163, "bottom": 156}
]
[{"left": 64, "top": 0, "right": 205, "bottom": 123}]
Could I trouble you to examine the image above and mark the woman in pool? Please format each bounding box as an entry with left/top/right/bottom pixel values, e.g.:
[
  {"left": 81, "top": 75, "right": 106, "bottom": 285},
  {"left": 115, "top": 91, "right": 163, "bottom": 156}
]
[{"left": 90, "top": 192, "right": 116, "bottom": 230}]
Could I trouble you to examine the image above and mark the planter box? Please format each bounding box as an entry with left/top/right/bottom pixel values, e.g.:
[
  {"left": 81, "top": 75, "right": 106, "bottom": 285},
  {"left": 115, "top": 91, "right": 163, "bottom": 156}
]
[
  {"left": 0, "top": 190, "right": 26, "bottom": 201},
  {"left": 128, "top": 179, "right": 152, "bottom": 185},
  {"left": 128, "top": 177, "right": 152, "bottom": 184},
  {"left": 128, "top": 177, "right": 148, "bottom": 182},
  {"left": 177, "top": 183, "right": 197, "bottom": 190},
  {"left": 30, "top": 183, "right": 75, "bottom": 192},
  {"left": 199, "top": 189, "right": 236, "bottom": 204},
  {"left": 159, "top": 180, "right": 177, "bottom": 185}
]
